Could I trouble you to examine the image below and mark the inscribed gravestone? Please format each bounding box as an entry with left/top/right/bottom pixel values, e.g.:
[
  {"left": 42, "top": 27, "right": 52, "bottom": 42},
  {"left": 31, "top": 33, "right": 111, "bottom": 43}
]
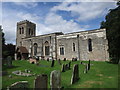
[
  {"left": 71, "top": 64, "right": 79, "bottom": 84},
  {"left": 50, "top": 70, "right": 61, "bottom": 89},
  {"left": 34, "top": 74, "right": 48, "bottom": 90},
  {"left": 61, "top": 64, "right": 65, "bottom": 72},
  {"left": 7, "top": 56, "right": 12, "bottom": 67},
  {"left": 51, "top": 60, "right": 54, "bottom": 67},
  {"left": 8, "top": 81, "right": 28, "bottom": 89},
  {"left": 58, "top": 59, "right": 61, "bottom": 65}
]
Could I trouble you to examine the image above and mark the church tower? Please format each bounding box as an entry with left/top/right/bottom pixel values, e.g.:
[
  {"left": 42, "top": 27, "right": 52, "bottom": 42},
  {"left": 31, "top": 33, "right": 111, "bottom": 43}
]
[{"left": 16, "top": 20, "right": 36, "bottom": 47}]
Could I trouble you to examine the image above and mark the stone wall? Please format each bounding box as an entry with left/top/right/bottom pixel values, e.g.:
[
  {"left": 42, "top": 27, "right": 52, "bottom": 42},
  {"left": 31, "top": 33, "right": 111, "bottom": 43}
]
[
  {"left": 57, "top": 29, "right": 109, "bottom": 61},
  {"left": 16, "top": 20, "right": 109, "bottom": 61}
]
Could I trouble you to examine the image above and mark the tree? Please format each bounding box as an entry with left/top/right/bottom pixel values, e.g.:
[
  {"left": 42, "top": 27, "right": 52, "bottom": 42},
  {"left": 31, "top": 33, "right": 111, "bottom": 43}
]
[
  {"left": 1, "top": 26, "right": 15, "bottom": 60},
  {"left": 100, "top": 1, "right": 120, "bottom": 64}
]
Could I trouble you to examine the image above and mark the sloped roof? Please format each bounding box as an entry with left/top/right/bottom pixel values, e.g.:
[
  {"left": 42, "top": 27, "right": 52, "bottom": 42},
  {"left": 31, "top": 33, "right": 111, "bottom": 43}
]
[{"left": 17, "top": 46, "right": 29, "bottom": 53}]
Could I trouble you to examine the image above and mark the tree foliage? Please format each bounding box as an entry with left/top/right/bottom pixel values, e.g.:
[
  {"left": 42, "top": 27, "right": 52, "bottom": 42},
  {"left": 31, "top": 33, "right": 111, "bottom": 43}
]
[
  {"left": 100, "top": 1, "right": 120, "bottom": 63},
  {"left": 1, "top": 26, "right": 15, "bottom": 59}
]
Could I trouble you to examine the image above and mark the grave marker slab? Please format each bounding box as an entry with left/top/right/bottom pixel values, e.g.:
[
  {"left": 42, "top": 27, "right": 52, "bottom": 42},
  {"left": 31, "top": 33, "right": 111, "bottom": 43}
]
[
  {"left": 8, "top": 81, "right": 28, "bottom": 89},
  {"left": 51, "top": 60, "right": 54, "bottom": 67},
  {"left": 71, "top": 64, "right": 79, "bottom": 84},
  {"left": 34, "top": 74, "right": 48, "bottom": 90},
  {"left": 50, "top": 70, "right": 61, "bottom": 89}
]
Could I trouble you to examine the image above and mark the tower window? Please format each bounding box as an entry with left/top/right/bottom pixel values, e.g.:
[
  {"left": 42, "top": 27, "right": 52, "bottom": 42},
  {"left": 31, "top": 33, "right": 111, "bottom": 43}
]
[
  {"left": 19, "top": 28, "right": 21, "bottom": 34},
  {"left": 29, "top": 28, "right": 31, "bottom": 35},
  {"left": 60, "top": 47, "right": 64, "bottom": 55},
  {"left": 22, "top": 27, "right": 24, "bottom": 34},
  {"left": 88, "top": 38, "right": 92, "bottom": 51},
  {"left": 73, "top": 43, "right": 75, "bottom": 51}
]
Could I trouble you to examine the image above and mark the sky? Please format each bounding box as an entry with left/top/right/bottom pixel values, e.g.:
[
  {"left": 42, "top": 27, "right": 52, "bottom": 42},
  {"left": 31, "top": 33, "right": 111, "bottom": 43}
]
[{"left": 1, "top": 0, "right": 117, "bottom": 45}]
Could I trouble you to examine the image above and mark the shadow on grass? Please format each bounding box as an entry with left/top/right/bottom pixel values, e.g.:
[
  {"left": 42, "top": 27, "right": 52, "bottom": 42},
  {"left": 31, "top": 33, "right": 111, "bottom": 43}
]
[
  {"left": 2, "top": 65, "right": 20, "bottom": 71},
  {"left": 105, "top": 61, "right": 118, "bottom": 64}
]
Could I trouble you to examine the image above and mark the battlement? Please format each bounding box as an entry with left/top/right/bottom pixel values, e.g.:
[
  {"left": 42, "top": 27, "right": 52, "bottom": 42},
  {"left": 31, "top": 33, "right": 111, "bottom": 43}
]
[{"left": 17, "top": 20, "right": 36, "bottom": 25}]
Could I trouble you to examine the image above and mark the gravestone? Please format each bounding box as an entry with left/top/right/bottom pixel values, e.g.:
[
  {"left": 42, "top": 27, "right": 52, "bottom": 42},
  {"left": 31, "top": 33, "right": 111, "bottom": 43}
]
[
  {"left": 58, "top": 59, "right": 61, "bottom": 65},
  {"left": 65, "top": 64, "right": 68, "bottom": 70},
  {"left": 50, "top": 70, "right": 61, "bottom": 89},
  {"left": 80, "top": 61, "right": 83, "bottom": 64},
  {"left": 34, "top": 74, "right": 48, "bottom": 90},
  {"left": 88, "top": 60, "right": 90, "bottom": 70},
  {"left": 47, "top": 58, "right": 49, "bottom": 61},
  {"left": 51, "top": 60, "right": 54, "bottom": 67},
  {"left": 84, "top": 65, "right": 88, "bottom": 74},
  {"left": 61, "top": 64, "right": 65, "bottom": 72},
  {"left": 71, "top": 64, "right": 79, "bottom": 84},
  {"left": 8, "top": 81, "right": 28, "bottom": 89},
  {"left": 86, "top": 64, "right": 89, "bottom": 71},
  {"left": 68, "top": 62, "right": 71, "bottom": 69},
  {"left": 63, "top": 58, "right": 66, "bottom": 61},
  {"left": 72, "top": 58, "right": 74, "bottom": 61},
  {"left": 7, "top": 56, "right": 12, "bottom": 67}
]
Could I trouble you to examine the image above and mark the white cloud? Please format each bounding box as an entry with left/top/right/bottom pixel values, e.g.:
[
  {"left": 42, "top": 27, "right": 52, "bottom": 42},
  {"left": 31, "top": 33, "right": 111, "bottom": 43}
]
[
  {"left": 44, "top": 13, "right": 86, "bottom": 33},
  {"left": 51, "top": 2, "right": 116, "bottom": 21},
  {"left": 17, "top": 12, "right": 40, "bottom": 22}
]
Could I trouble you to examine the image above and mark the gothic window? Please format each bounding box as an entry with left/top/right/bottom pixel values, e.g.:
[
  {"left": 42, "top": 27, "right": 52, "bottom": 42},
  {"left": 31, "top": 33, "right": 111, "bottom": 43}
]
[
  {"left": 22, "top": 27, "right": 24, "bottom": 34},
  {"left": 44, "top": 41, "right": 49, "bottom": 55},
  {"left": 88, "top": 38, "right": 92, "bottom": 51},
  {"left": 31, "top": 30, "right": 33, "bottom": 35},
  {"left": 19, "top": 28, "right": 21, "bottom": 34},
  {"left": 73, "top": 43, "right": 75, "bottom": 51},
  {"left": 45, "top": 46, "right": 49, "bottom": 55},
  {"left": 34, "top": 43, "right": 38, "bottom": 56},
  {"left": 29, "top": 28, "right": 31, "bottom": 35},
  {"left": 60, "top": 47, "right": 64, "bottom": 55}
]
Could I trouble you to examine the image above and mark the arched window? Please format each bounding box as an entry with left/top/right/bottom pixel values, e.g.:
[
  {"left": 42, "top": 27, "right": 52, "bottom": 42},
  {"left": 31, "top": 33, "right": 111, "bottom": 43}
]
[
  {"left": 29, "top": 28, "right": 31, "bottom": 35},
  {"left": 22, "top": 27, "right": 24, "bottom": 34},
  {"left": 19, "top": 28, "right": 21, "bottom": 34},
  {"left": 44, "top": 41, "right": 49, "bottom": 55},
  {"left": 34, "top": 43, "right": 38, "bottom": 56},
  {"left": 88, "top": 38, "right": 92, "bottom": 51},
  {"left": 60, "top": 47, "right": 64, "bottom": 55},
  {"left": 73, "top": 43, "right": 75, "bottom": 51}
]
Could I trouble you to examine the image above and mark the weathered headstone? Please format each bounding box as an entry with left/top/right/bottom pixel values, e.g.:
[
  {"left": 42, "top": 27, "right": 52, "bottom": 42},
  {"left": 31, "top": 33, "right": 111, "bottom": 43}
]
[
  {"left": 65, "top": 64, "right": 68, "bottom": 70},
  {"left": 68, "top": 62, "right": 71, "bottom": 69},
  {"left": 61, "top": 64, "right": 65, "bottom": 72},
  {"left": 80, "top": 61, "right": 83, "bottom": 64},
  {"left": 58, "top": 59, "right": 61, "bottom": 65},
  {"left": 71, "top": 64, "right": 79, "bottom": 84},
  {"left": 47, "top": 58, "right": 49, "bottom": 61},
  {"left": 88, "top": 60, "right": 90, "bottom": 70},
  {"left": 50, "top": 70, "right": 61, "bottom": 89},
  {"left": 8, "top": 81, "right": 29, "bottom": 89},
  {"left": 63, "top": 58, "right": 66, "bottom": 61},
  {"left": 86, "top": 64, "right": 89, "bottom": 71},
  {"left": 51, "top": 60, "right": 54, "bottom": 67},
  {"left": 34, "top": 74, "right": 48, "bottom": 90},
  {"left": 72, "top": 58, "right": 74, "bottom": 61},
  {"left": 7, "top": 56, "right": 12, "bottom": 67},
  {"left": 84, "top": 65, "right": 88, "bottom": 74}
]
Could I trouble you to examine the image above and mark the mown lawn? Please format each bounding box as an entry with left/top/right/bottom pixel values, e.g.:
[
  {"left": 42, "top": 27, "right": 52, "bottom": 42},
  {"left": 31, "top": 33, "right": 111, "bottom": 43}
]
[{"left": 2, "top": 60, "right": 118, "bottom": 89}]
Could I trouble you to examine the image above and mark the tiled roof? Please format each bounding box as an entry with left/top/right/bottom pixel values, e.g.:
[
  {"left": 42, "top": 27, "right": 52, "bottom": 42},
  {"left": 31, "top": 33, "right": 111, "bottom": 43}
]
[{"left": 17, "top": 46, "right": 29, "bottom": 53}]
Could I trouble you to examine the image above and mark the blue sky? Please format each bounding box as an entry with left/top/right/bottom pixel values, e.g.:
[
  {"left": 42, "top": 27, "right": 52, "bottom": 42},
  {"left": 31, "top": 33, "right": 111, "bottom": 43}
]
[{"left": 1, "top": 1, "right": 117, "bottom": 44}]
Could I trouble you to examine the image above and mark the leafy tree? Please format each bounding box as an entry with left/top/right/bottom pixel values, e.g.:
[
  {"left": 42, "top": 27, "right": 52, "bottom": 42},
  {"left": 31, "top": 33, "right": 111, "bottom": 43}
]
[
  {"left": 100, "top": 1, "right": 120, "bottom": 63},
  {"left": 1, "top": 26, "right": 15, "bottom": 59}
]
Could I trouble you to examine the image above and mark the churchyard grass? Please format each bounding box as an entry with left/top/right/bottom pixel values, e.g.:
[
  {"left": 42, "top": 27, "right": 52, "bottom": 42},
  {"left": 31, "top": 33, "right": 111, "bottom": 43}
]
[{"left": 2, "top": 60, "right": 118, "bottom": 89}]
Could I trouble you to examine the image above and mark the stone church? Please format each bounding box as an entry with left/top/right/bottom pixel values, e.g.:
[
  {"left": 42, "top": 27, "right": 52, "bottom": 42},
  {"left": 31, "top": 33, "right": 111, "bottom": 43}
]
[{"left": 15, "top": 20, "right": 109, "bottom": 61}]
